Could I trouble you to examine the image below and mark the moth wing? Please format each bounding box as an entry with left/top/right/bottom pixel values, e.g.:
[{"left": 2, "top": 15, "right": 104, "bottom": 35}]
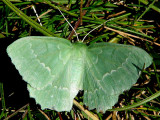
[
  {"left": 83, "top": 42, "right": 152, "bottom": 112},
  {"left": 7, "top": 36, "right": 83, "bottom": 111}
]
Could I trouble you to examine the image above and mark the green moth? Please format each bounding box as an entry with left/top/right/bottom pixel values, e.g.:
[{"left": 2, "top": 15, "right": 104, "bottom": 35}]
[{"left": 7, "top": 36, "right": 152, "bottom": 112}]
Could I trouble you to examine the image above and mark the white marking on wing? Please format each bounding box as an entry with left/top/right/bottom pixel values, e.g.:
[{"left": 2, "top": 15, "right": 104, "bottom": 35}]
[
  {"left": 53, "top": 85, "right": 69, "bottom": 91},
  {"left": 29, "top": 42, "right": 52, "bottom": 74},
  {"left": 102, "top": 52, "right": 131, "bottom": 80},
  {"left": 57, "top": 44, "right": 60, "bottom": 50},
  {"left": 94, "top": 49, "right": 103, "bottom": 64},
  {"left": 57, "top": 44, "right": 67, "bottom": 65}
]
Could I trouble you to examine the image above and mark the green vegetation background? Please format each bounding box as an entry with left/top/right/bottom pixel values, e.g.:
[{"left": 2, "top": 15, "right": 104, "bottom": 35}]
[{"left": 0, "top": 0, "right": 160, "bottom": 119}]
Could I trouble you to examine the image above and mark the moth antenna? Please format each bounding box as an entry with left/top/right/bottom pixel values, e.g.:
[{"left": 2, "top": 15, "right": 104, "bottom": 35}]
[
  {"left": 82, "top": 19, "right": 113, "bottom": 42},
  {"left": 56, "top": 7, "right": 80, "bottom": 41}
]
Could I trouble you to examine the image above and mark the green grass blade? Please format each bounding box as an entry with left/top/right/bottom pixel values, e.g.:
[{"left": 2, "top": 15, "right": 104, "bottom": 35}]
[
  {"left": 139, "top": 0, "right": 160, "bottom": 13},
  {"left": 107, "top": 24, "right": 154, "bottom": 40},
  {"left": 137, "top": 0, "right": 157, "bottom": 21},
  {"left": 0, "top": 83, "right": 7, "bottom": 119},
  {"left": 108, "top": 90, "right": 160, "bottom": 111},
  {"left": 2, "top": 0, "right": 57, "bottom": 37}
]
